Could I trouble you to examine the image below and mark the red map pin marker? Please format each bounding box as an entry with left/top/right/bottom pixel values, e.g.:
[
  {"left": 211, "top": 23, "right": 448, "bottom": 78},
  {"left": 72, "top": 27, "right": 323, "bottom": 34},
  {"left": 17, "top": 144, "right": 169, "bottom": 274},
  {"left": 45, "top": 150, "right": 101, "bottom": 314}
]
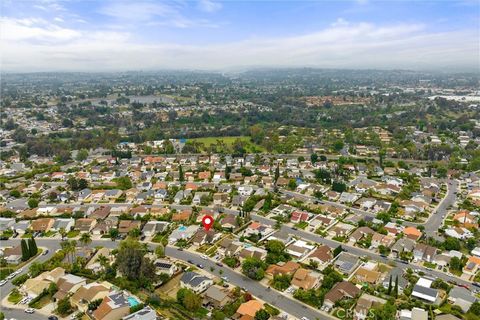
[{"left": 202, "top": 215, "right": 214, "bottom": 231}]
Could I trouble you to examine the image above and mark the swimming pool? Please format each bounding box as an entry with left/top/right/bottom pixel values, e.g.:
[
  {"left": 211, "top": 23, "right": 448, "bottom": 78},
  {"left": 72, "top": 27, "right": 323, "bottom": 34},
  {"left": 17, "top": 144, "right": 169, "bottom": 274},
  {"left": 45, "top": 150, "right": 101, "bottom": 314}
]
[
  {"left": 127, "top": 297, "right": 139, "bottom": 307},
  {"left": 178, "top": 226, "right": 187, "bottom": 231}
]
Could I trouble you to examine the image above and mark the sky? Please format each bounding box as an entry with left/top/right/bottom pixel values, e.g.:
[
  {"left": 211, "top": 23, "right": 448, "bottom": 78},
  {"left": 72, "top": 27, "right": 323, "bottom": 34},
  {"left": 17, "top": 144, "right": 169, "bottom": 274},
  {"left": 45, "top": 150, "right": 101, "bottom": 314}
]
[{"left": 1, "top": 0, "right": 479, "bottom": 72}]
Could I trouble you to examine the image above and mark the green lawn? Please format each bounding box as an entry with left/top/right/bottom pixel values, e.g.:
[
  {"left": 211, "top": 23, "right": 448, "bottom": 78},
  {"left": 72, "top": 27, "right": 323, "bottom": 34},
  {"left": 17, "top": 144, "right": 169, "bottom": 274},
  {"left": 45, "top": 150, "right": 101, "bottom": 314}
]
[
  {"left": 0, "top": 268, "right": 14, "bottom": 280},
  {"left": 8, "top": 290, "right": 23, "bottom": 304},
  {"left": 294, "top": 221, "right": 309, "bottom": 229},
  {"left": 188, "top": 136, "right": 265, "bottom": 152},
  {"left": 67, "top": 230, "right": 80, "bottom": 238}
]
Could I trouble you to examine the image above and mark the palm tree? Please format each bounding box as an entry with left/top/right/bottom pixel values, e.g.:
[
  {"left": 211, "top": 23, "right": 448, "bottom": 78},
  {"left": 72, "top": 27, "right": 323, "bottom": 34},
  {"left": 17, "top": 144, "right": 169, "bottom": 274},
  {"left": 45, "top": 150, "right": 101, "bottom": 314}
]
[
  {"left": 79, "top": 233, "right": 92, "bottom": 247},
  {"left": 96, "top": 254, "right": 109, "bottom": 270},
  {"left": 60, "top": 240, "right": 76, "bottom": 264},
  {"left": 59, "top": 227, "right": 67, "bottom": 240}
]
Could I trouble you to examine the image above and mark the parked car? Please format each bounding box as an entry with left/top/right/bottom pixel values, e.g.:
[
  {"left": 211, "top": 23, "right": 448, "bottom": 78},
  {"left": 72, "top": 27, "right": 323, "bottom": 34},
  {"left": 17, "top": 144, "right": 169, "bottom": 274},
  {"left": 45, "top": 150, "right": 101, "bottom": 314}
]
[
  {"left": 42, "top": 249, "right": 49, "bottom": 255},
  {"left": 0, "top": 280, "right": 7, "bottom": 286},
  {"left": 196, "top": 264, "right": 204, "bottom": 269},
  {"left": 24, "top": 308, "right": 35, "bottom": 314}
]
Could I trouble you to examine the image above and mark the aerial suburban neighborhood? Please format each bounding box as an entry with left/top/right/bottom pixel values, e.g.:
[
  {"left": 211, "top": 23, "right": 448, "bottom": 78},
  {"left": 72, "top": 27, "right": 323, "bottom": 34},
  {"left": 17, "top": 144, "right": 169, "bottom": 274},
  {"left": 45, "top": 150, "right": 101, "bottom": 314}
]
[{"left": 0, "top": 0, "right": 479, "bottom": 319}]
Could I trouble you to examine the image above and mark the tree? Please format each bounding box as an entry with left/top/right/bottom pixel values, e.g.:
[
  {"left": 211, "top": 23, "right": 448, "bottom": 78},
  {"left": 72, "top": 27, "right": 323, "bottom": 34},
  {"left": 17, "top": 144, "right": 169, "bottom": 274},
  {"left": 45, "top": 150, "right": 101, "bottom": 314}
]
[
  {"left": 443, "top": 237, "right": 460, "bottom": 251},
  {"left": 242, "top": 257, "right": 266, "bottom": 280},
  {"left": 78, "top": 179, "right": 88, "bottom": 190},
  {"left": 469, "top": 302, "right": 480, "bottom": 315},
  {"left": 274, "top": 164, "right": 280, "bottom": 183},
  {"left": 28, "top": 198, "right": 39, "bottom": 209},
  {"left": 155, "top": 245, "right": 165, "bottom": 258},
  {"left": 254, "top": 309, "right": 270, "bottom": 320},
  {"left": 450, "top": 256, "right": 463, "bottom": 272},
  {"left": 387, "top": 275, "right": 392, "bottom": 295},
  {"left": 179, "top": 165, "right": 184, "bottom": 182},
  {"left": 394, "top": 275, "right": 399, "bottom": 298},
  {"left": 212, "top": 310, "right": 226, "bottom": 320},
  {"left": 109, "top": 228, "right": 119, "bottom": 241},
  {"left": 21, "top": 239, "right": 30, "bottom": 261},
  {"left": 57, "top": 297, "right": 73, "bottom": 316},
  {"left": 331, "top": 181, "right": 346, "bottom": 193},
  {"left": 287, "top": 179, "right": 297, "bottom": 190},
  {"left": 114, "top": 176, "right": 132, "bottom": 190},
  {"left": 76, "top": 149, "right": 89, "bottom": 161},
  {"left": 310, "top": 153, "right": 318, "bottom": 164},
  {"left": 28, "top": 237, "right": 38, "bottom": 257},
  {"left": 333, "top": 245, "right": 343, "bottom": 257},
  {"left": 9, "top": 190, "right": 21, "bottom": 198},
  {"left": 177, "top": 288, "right": 201, "bottom": 312},
  {"left": 79, "top": 233, "right": 92, "bottom": 247},
  {"left": 116, "top": 238, "right": 156, "bottom": 285}
]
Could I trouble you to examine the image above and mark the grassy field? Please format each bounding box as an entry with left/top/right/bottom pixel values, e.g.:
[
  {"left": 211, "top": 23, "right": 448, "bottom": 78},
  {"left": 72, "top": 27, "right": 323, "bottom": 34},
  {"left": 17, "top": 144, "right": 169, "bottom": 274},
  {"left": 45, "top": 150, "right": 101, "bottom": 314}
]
[{"left": 188, "top": 136, "right": 265, "bottom": 152}]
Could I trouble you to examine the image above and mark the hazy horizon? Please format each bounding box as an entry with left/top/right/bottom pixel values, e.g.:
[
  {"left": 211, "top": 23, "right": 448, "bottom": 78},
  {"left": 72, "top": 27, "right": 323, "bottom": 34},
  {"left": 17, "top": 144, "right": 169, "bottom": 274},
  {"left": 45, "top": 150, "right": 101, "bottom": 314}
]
[{"left": 1, "top": 0, "right": 479, "bottom": 73}]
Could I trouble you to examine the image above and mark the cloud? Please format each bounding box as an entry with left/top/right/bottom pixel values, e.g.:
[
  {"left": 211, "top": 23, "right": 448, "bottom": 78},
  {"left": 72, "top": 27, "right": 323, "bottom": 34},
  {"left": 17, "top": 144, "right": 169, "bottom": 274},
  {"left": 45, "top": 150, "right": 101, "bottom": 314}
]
[
  {"left": 1, "top": 17, "right": 478, "bottom": 72},
  {"left": 198, "top": 0, "right": 222, "bottom": 13}
]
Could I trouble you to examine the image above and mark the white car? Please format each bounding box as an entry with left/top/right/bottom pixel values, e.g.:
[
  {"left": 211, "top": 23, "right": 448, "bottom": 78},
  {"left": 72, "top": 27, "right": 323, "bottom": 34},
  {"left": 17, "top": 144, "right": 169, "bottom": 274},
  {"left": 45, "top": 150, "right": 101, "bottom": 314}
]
[
  {"left": 25, "top": 308, "right": 35, "bottom": 314},
  {"left": 0, "top": 280, "right": 7, "bottom": 286},
  {"left": 201, "top": 254, "right": 208, "bottom": 260}
]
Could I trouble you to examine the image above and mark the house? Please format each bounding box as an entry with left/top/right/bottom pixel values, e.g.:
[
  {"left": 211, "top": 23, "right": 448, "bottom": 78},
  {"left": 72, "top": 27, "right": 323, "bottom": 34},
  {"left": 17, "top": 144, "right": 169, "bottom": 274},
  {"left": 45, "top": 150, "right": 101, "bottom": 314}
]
[
  {"left": 30, "top": 218, "right": 55, "bottom": 232},
  {"left": 382, "top": 268, "right": 407, "bottom": 293},
  {"left": 235, "top": 300, "right": 264, "bottom": 320},
  {"left": 22, "top": 275, "right": 54, "bottom": 298},
  {"left": 86, "top": 248, "right": 112, "bottom": 273},
  {"left": 213, "top": 193, "right": 229, "bottom": 205},
  {"left": 180, "top": 271, "right": 213, "bottom": 294},
  {"left": 92, "top": 291, "right": 131, "bottom": 320},
  {"left": 92, "top": 217, "right": 118, "bottom": 235},
  {"left": 448, "top": 286, "right": 477, "bottom": 313},
  {"left": 290, "top": 210, "right": 311, "bottom": 223},
  {"left": 354, "top": 267, "right": 382, "bottom": 285},
  {"left": 71, "top": 282, "right": 110, "bottom": 312},
  {"left": 463, "top": 256, "right": 480, "bottom": 278},
  {"left": 90, "top": 206, "right": 111, "bottom": 220},
  {"left": 291, "top": 268, "right": 320, "bottom": 290},
  {"left": 391, "top": 238, "right": 416, "bottom": 258},
  {"left": 354, "top": 294, "right": 386, "bottom": 320},
  {"left": 244, "top": 221, "right": 274, "bottom": 238},
  {"left": 323, "top": 281, "right": 361, "bottom": 309},
  {"left": 350, "top": 226, "right": 375, "bottom": 243},
  {"left": 265, "top": 261, "right": 301, "bottom": 278},
  {"left": 192, "top": 192, "right": 210, "bottom": 205},
  {"left": 0, "top": 218, "right": 14, "bottom": 232},
  {"left": 220, "top": 214, "right": 239, "bottom": 230},
  {"left": 339, "top": 192, "right": 361, "bottom": 204},
  {"left": 192, "top": 229, "right": 220, "bottom": 246},
  {"left": 413, "top": 243, "right": 437, "bottom": 263},
  {"left": 11, "top": 220, "right": 30, "bottom": 235},
  {"left": 118, "top": 220, "right": 141, "bottom": 234},
  {"left": 53, "top": 274, "right": 87, "bottom": 301},
  {"left": 203, "top": 285, "right": 232, "bottom": 309},
  {"left": 154, "top": 259, "right": 178, "bottom": 277},
  {"left": 122, "top": 307, "right": 158, "bottom": 320},
  {"left": 2, "top": 245, "right": 22, "bottom": 264},
  {"left": 168, "top": 225, "right": 199, "bottom": 244},
  {"left": 142, "top": 221, "right": 169, "bottom": 237},
  {"left": 305, "top": 245, "right": 332, "bottom": 270},
  {"left": 239, "top": 246, "right": 268, "bottom": 261},
  {"left": 52, "top": 218, "right": 75, "bottom": 232},
  {"left": 445, "top": 227, "right": 474, "bottom": 240},
  {"left": 172, "top": 210, "right": 192, "bottom": 222},
  {"left": 403, "top": 226, "right": 422, "bottom": 241},
  {"left": 412, "top": 278, "right": 439, "bottom": 303},
  {"left": 286, "top": 239, "right": 315, "bottom": 259},
  {"left": 334, "top": 252, "right": 360, "bottom": 275},
  {"left": 398, "top": 308, "right": 429, "bottom": 320},
  {"left": 75, "top": 218, "right": 97, "bottom": 232}
]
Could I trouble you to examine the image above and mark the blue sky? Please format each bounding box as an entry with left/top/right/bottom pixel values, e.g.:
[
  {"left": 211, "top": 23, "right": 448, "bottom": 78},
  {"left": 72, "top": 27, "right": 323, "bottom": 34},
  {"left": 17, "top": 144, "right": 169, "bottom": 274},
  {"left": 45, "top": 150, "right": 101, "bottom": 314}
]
[{"left": 1, "top": 0, "right": 478, "bottom": 72}]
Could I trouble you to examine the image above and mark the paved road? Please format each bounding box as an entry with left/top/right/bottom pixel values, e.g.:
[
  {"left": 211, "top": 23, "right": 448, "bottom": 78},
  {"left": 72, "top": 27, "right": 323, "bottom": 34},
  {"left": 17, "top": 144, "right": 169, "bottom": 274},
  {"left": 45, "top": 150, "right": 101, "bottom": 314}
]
[
  {"left": 280, "top": 179, "right": 458, "bottom": 230},
  {"left": 1, "top": 239, "right": 333, "bottom": 320},
  {"left": 0, "top": 246, "right": 58, "bottom": 320}
]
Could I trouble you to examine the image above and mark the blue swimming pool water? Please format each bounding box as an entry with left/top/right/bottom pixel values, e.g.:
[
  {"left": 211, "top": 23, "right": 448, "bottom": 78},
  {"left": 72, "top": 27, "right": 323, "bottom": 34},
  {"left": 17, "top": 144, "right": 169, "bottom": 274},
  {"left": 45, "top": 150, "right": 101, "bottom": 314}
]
[
  {"left": 128, "top": 297, "right": 139, "bottom": 307},
  {"left": 178, "top": 226, "right": 187, "bottom": 231}
]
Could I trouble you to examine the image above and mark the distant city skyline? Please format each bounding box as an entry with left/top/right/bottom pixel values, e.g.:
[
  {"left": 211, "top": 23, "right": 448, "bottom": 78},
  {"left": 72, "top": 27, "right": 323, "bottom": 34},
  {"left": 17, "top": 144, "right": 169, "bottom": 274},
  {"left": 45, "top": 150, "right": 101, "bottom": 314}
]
[{"left": 1, "top": 0, "right": 479, "bottom": 72}]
